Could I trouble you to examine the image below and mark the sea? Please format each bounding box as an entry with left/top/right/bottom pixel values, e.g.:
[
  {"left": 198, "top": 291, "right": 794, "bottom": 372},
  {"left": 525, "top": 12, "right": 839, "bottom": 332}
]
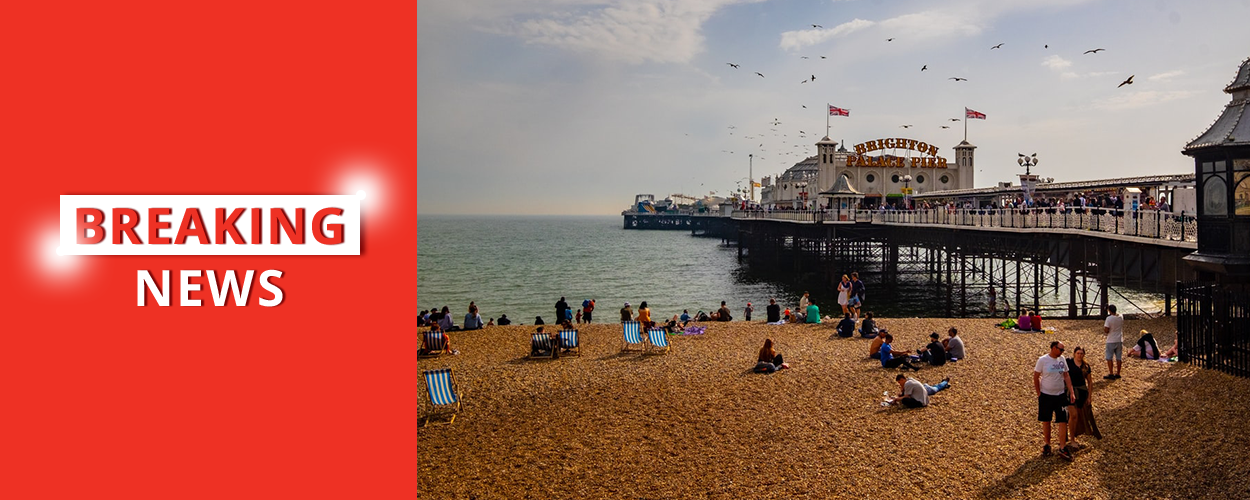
[{"left": 416, "top": 214, "right": 1003, "bottom": 325}]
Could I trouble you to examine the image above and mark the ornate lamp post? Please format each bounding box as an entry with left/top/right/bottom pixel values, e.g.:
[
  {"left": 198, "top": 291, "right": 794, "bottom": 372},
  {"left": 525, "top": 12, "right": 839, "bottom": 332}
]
[{"left": 1018, "top": 153, "right": 1040, "bottom": 203}]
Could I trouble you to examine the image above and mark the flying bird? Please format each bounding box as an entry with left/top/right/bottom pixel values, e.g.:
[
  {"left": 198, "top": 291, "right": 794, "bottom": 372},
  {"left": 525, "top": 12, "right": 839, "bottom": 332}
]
[
  {"left": 940, "top": 126, "right": 950, "bottom": 129},
  {"left": 801, "top": 56, "right": 809, "bottom": 59},
  {"left": 949, "top": 77, "right": 968, "bottom": 81},
  {"left": 727, "top": 63, "right": 739, "bottom": 68},
  {"left": 1084, "top": 48, "right": 1105, "bottom": 54},
  {"left": 811, "top": 74, "right": 816, "bottom": 81},
  {"left": 801, "top": 79, "right": 808, "bottom": 84},
  {"left": 1118, "top": 75, "right": 1135, "bottom": 88},
  {"left": 755, "top": 72, "right": 765, "bottom": 78},
  {"left": 801, "top": 105, "right": 807, "bottom": 108},
  {"left": 948, "top": 118, "right": 961, "bottom": 122},
  {"left": 921, "top": 65, "right": 927, "bottom": 71},
  {"left": 900, "top": 125, "right": 913, "bottom": 128},
  {"left": 991, "top": 43, "right": 1004, "bottom": 49},
  {"left": 1044, "top": 44, "right": 1049, "bottom": 48},
  {"left": 812, "top": 24, "right": 823, "bottom": 28},
  {"left": 886, "top": 38, "right": 895, "bottom": 42},
  {"left": 820, "top": 56, "right": 827, "bottom": 59}
]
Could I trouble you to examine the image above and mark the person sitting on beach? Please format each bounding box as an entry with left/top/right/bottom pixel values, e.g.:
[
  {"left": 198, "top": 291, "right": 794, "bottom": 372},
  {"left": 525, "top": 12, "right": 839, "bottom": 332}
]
[
  {"left": 805, "top": 302, "right": 821, "bottom": 324},
  {"left": 766, "top": 298, "right": 781, "bottom": 323},
  {"left": 943, "top": 327, "right": 965, "bottom": 361},
  {"left": 1030, "top": 311, "right": 1043, "bottom": 331},
  {"left": 918, "top": 332, "right": 947, "bottom": 366},
  {"left": 715, "top": 301, "right": 733, "bottom": 322},
  {"left": 782, "top": 307, "right": 792, "bottom": 322},
  {"left": 417, "top": 310, "right": 429, "bottom": 327},
  {"left": 437, "top": 306, "right": 460, "bottom": 332},
  {"left": 696, "top": 310, "right": 711, "bottom": 322},
  {"left": 879, "top": 334, "right": 921, "bottom": 371},
  {"left": 1017, "top": 311, "right": 1033, "bottom": 331},
  {"left": 620, "top": 302, "right": 633, "bottom": 323},
  {"left": 859, "top": 312, "right": 879, "bottom": 338},
  {"left": 497, "top": 314, "right": 512, "bottom": 326},
  {"left": 530, "top": 326, "right": 559, "bottom": 357},
  {"left": 664, "top": 315, "right": 680, "bottom": 333},
  {"left": 870, "top": 334, "right": 886, "bottom": 359},
  {"left": 753, "top": 338, "right": 790, "bottom": 373},
  {"left": 680, "top": 310, "right": 691, "bottom": 327},
  {"left": 636, "top": 301, "right": 654, "bottom": 328},
  {"left": 534, "top": 316, "right": 545, "bottom": 325},
  {"left": 420, "top": 323, "right": 452, "bottom": 356},
  {"left": 463, "top": 304, "right": 484, "bottom": 330},
  {"left": 1128, "top": 330, "right": 1161, "bottom": 360},
  {"left": 836, "top": 313, "right": 856, "bottom": 337},
  {"left": 486, "top": 318, "right": 495, "bottom": 327},
  {"left": 884, "top": 374, "right": 951, "bottom": 408}
]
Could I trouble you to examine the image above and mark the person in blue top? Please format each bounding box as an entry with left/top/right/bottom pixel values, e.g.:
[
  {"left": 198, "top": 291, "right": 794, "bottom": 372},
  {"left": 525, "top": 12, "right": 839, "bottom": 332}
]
[
  {"left": 851, "top": 271, "right": 866, "bottom": 305},
  {"left": 463, "top": 304, "right": 484, "bottom": 330},
  {"left": 879, "top": 333, "right": 921, "bottom": 371},
  {"left": 679, "top": 310, "right": 691, "bottom": 327},
  {"left": 836, "top": 313, "right": 856, "bottom": 337}
]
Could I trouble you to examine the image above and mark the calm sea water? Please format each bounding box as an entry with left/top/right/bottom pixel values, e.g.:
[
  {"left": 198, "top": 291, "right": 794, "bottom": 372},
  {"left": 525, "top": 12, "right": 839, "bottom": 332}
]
[{"left": 417, "top": 215, "right": 1165, "bottom": 324}]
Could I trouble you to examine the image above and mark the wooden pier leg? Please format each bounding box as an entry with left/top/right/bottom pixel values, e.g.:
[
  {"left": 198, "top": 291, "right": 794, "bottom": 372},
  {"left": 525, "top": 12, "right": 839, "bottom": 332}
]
[
  {"left": 1099, "top": 279, "right": 1109, "bottom": 317},
  {"left": 960, "top": 253, "right": 967, "bottom": 316},
  {"left": 1068, "top": 269, "right": 1078, "bottom": 318},
  {"left": 1015, "top": 260, "right": 1022, "bottom": 318},
  {"left": 1165, "top": 293, "right": 1172, "bottom": 317}
]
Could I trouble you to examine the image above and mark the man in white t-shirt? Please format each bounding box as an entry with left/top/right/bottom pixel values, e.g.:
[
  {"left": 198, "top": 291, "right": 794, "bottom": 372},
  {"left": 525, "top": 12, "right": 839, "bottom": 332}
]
[
  {"left": 1103, "top": 305, "right": 1124, "bottom": 380},
  {"left": 1034, "top": 341, "right": 1077, "bottom": 460}
]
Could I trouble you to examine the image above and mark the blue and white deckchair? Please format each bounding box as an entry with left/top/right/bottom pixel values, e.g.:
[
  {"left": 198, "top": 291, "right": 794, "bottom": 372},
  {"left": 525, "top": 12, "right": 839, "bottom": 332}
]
[
  {"left": 559, "top": 329, "right": 580, "bottom": 356},
  {"left": 530, "top": 333, "right": 557, "bottom": 359},
  {"left": 422, "top": 368, "right": 461, "bottom": 426},
  {"left": 646, "top": 327, "right": 670, "bottom": 354},
  {"left": 420, "top": 331, "right": 449, "bottom": 357},
  {"left": 622, "top": 321, "right": 644, "bottom": 351}
]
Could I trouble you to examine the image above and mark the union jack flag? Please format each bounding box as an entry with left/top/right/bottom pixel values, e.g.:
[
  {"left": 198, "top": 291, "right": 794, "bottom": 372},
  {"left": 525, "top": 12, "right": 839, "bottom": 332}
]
[
  {"left": 965, "top": 107, "right": 986, "bottom": 120},
  {"left": 828, "top": 105, "right": 849, "bottom": 117}
]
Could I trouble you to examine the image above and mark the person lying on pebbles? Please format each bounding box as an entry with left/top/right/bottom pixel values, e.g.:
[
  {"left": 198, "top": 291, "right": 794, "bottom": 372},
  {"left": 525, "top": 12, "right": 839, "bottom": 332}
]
[{"left": 884, "top": 374, "right": 951, "bottom": 408}]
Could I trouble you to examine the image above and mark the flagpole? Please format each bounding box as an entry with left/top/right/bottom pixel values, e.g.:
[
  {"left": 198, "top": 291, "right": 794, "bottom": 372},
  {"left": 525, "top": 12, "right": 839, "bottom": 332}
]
[
  {"left": 964, "top": 108, "right": 968, "bottom": 142},
  {"left": 826, "top": 103, "right": 830, "bottom": 138}
]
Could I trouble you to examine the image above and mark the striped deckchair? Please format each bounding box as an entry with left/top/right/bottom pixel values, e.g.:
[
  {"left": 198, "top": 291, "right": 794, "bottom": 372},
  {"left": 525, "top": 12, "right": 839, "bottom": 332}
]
[
  {"left": 621, "top": 321, "right": 644, "bottom": 351},
  {"left": 559, "top": 329, "right": 580, "bottom": 356},
  {"left": 419, "top": 331, "right": 449, "bottom": 357},
  {"left": 646, "top": 327, "right": 670, "bottom": 354},
  {"left": 529, "top": 333, "right": 558, "bottom": 359},
  {"left": 422, "top": 368, "right": 461, "bottom": 426}
]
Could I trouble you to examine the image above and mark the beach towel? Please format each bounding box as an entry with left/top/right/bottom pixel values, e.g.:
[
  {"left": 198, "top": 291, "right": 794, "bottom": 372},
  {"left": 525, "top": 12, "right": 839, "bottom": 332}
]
[
  {"left": 683, "top": 326, "right": 707, "bottom": 335},
  {"left": 1008, "top": 327, "right": 1058, "bottom": 334},
  {"left": 998, "top": 318, "right": 1017, "bottom": 329},
  {"left": 767, "top": 321, "right": 786, "bottom": 325}
]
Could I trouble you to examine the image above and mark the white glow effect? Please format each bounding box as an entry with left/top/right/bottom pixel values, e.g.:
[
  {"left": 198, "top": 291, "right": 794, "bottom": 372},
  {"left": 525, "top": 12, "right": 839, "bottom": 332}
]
[
  {"left": 356, "top": 190, "right": 367, "bottom": 200},
  {"left": 37, "top": 228, "right": 82, "bottom": 278},
  {"left": 333, "top": 156, "right": 390, "bottom": 222}
]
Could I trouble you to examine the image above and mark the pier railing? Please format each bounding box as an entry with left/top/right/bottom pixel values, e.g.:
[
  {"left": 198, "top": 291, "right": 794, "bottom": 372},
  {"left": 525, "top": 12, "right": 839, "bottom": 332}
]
[{"left": 731, "top": 207, "right": 1197, "bottom": 244}]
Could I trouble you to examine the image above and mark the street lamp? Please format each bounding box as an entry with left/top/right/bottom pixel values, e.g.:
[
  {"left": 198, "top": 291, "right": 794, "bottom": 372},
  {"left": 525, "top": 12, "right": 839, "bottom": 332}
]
[
  {"left": 902, "top": 174, "right": 913, "bottom": 210},
  {"left": 1017, "top": 153, "right": 1039, "bottom": 175}
]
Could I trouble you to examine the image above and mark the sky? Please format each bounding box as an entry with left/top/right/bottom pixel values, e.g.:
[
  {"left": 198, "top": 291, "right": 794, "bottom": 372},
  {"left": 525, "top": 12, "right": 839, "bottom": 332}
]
[{"left": 418, "top": 0, "right": 1250, "bottom": 215}]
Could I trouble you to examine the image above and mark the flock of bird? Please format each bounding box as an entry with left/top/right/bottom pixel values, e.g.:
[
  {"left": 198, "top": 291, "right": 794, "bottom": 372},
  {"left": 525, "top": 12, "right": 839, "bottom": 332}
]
[{"left": 712, "top": 30, "right": 1137, "bottom": 175}]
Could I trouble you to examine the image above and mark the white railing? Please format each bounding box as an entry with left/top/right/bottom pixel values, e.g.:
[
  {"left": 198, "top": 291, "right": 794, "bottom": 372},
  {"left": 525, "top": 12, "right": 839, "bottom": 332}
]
[{"left": 731, "top": 207, "right": 1197, "bottom": 244}]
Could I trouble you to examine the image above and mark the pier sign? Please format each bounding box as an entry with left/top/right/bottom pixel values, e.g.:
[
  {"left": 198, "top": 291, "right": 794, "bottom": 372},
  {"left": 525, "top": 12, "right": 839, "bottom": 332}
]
[{"left": 849, "top": 137, "right": 949, "bottom": 168}]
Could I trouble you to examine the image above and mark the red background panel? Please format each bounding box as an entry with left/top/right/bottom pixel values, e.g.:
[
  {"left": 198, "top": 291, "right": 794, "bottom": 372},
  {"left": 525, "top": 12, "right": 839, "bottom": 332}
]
[{"left": 0, "top": 2, "right": 418, "bottom": 498}]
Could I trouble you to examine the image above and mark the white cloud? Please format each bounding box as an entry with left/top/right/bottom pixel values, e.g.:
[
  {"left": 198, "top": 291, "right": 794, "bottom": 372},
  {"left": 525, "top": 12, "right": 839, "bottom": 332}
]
[
  {"left": 877, "top": 10, "right": 983, "bottom": 40},
  {"left": 779, "top": 19, "right": 874, "bottom": 51},
  {"left": 510, "top": 0, "right": 758, "bottom": 64},
  {"left": 1092, "top": 90, "right": 1196, "bottom": 111},
  {"left": 1042, "top": 55, "right": 1072, "bottom": 71},
  {"left": 1148, "top": 70, "right": 1185, "bottom": 81}
]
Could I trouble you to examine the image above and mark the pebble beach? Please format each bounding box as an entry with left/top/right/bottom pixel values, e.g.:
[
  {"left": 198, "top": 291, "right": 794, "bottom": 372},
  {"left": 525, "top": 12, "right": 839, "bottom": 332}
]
[{"left": 418, "top": 316, "right": 1250, "bottom": 499}]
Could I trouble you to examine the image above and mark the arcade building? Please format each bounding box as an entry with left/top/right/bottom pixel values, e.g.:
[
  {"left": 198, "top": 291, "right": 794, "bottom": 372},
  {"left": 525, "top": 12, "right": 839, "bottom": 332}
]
[{"left": 759, "top": 135, "right": 976, "bottom": 208}]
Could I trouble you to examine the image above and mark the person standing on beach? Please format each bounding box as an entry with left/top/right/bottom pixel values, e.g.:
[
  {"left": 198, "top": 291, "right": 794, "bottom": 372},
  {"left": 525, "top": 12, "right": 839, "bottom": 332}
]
[
  {"left": 1103, "top": 305, "right": 1124, "bottom": 380},
  {"left": 620, "top": 302, "right": 633, "bottom": 323},
  {"left": 582, "top": 299, "right": 595, "bottom": 324},
  {"left": 836, "top": 276, "right": 851, "bottom": 315},
  {"left": 851, "top": 271, "right": 866, "bottom": 307},
  {"left": 555, "top": 297, "right": 569, "bottom": 327},
  {"left": 1034, "top": 340, "right": 1077, "bottom": 460},
  {"left": 744, "top": 303, "right": 754, "bottom": 322},
  {"left": 766, "top": 298, "right": 781, "bottom": 323},
  {"left": 798, "top": 292, "right": 811, "bottom": 315}
]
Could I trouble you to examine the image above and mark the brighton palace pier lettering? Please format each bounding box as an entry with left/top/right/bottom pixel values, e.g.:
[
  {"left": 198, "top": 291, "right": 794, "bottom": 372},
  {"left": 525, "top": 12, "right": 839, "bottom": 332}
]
[{"left": 850, "top": 138, "right": 948, "bottom": 168}]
